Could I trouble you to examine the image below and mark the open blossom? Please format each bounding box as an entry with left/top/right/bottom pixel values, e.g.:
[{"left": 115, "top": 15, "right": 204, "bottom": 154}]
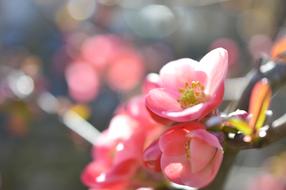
[
  {"left": 145, "top": 48, "right": 228, "bottom": 122},
  {"left": 82, "top": 114, "right": 145, "bottom": 189},
  {"left": 82, "top": 96, "right": 166, "bottom": 190},
  {"left": 152, "top": 122, "right": 224, "bottom": 188}
]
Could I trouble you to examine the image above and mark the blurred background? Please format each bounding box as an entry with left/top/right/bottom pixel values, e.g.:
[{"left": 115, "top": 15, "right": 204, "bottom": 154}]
[{"left": 0, "top": 0, "right": 286, "bottom": 189}]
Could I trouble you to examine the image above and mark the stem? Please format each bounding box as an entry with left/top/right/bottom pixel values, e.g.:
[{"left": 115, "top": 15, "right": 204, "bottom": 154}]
[
  {"left": 262, "top": 113, "right": 286, "bottom": 146},
  {"left": 200, "top": 146, "right": 239, "bottom": 190}
]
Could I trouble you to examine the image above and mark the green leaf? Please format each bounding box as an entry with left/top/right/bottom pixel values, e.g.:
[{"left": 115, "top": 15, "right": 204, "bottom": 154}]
[{"left": 227, "top": 118, "right": 252, "bottom": 135}]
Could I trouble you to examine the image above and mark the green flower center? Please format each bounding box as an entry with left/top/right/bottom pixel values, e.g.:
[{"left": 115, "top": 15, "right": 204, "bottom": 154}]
[{"left": 177, "top": 81, "right": 206, "bottom": 109}]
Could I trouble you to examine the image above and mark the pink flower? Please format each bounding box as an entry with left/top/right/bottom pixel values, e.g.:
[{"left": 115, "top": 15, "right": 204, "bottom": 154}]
[
  {"left": 106, "top": 48, "right": 144, "bottom": 92},
  {"left": 82, "top": 114, "right": 145, "bottom": 189},
  {"left": 117, "top": 95, "right": 171, "bottom": 128},
  {"left": 82, "top": 161, "right": 133, "bottom": 190},
  {"left": 159, "top": 122, "right": 223, "bottom": 188},
  {"left": 145, "top": 48, "right": 228, "bottom": 122},
  {"left": 81, "top": 35, "right": 121, "bottom": 71},
  {"left": 65, "top": 62, "right": 99, "bottom": 103},
  {"left": 80, "top": 34, "right": 145, "bottom": 92},
  {"left": 82, "top": 95, "right": 167, "bottom": 189}
]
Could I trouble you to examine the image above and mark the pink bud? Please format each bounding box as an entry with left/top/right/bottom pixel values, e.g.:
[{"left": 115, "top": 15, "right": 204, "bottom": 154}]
[
  {"left": 143, "top": 140, "right": 162, "bottom": 172},
  {"left": 82, "top": 114, "right": 144, "bottom": 189},
  {"left": 159, "top": 122, "right": 224, "bottom": 188}
]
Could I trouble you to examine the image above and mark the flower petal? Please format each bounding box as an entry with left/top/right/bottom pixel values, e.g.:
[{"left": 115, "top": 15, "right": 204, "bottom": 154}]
[
  {"left": 145, "top": 88, "right": 182, "bottom": 116},
  {"left": 188, "top": 129, "right": 223, "bottom": 149},
  {"left": 199, "top": 48, "right": 228, "bottom": 94},
  {"left": 189, "top": 137, "right": 218, "bottom": 173},
  {"left": 142, "top": 73, "right": 161, "bottom": 94},
  {"left": 181, "top": 147, "right": 223, "bottom": 188},
  {"left": 163, "top": 83, "right": 224, "bottom": 122},
  {"left": 143, "top": 140, "right": 162, "bottom": 172},
  {"left": 159, "top": 58, "right": 207, "bottom": 93},
  {"left": 159, "top": 128, "right": 187, "bottom": 156},
  {"left": 159, "top": 123, "right": 204, "bottom": 156},
  {"left": 161, "top": 154, "right": 187, "bottom": 185}
]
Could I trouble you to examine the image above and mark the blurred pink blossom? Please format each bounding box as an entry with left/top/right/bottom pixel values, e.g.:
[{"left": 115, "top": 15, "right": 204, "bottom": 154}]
[{"left": 65, "top": 62, "right": 99, "bottom": 103}]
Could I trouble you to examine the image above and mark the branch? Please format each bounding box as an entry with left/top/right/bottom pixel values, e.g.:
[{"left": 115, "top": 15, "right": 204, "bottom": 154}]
[
  {"left": 226, "top": 58, "right": 286, "bottom": 149},
  {"left": 266, "top": 113, "right": 286, "bottom": 143},
  {"left": 202, "top": 58, "right": 286, "bottom": 190},
  {"left": 236, "top": 58, "right": 286, "bottom": 110},
  {"left": 205, "top": 113, "right": 286, "bottom": 190}
]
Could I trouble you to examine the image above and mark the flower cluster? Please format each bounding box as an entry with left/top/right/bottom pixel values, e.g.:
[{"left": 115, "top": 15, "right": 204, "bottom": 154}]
[
  {"left": 65, "top": 34, "right": 144, "bottom": 103},
  {"left": 81, "top": 48, "right": 229, "bottom": 189}
]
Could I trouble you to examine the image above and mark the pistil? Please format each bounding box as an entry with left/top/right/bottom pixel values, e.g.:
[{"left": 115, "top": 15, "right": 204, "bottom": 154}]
[{"left": 177, "top": 81, "right": 207, "bottom": 109}]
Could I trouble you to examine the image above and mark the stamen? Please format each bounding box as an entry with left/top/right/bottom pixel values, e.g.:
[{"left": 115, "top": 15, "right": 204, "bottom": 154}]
[
  {"left": 185, "top": 140, "right": 191, "bottom": 159},
  {"left": 177, "top": 81, "right": 206, "bottom": 109}
]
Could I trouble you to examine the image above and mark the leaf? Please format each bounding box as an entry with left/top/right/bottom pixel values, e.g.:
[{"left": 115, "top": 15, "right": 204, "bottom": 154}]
[
  {"left": 227, "top": 118, "right": 252, "bottom": 135},
  {"left": 248, "top": 79, "right": 272, "bottom": 131},
  {"left": 271, "top": 37, "right": 286, "bottom": 60}
]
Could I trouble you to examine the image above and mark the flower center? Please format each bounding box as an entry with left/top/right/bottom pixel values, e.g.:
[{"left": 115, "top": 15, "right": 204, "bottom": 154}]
[{"left": 177, "top": 81, "right": 206, "bottom": 109}]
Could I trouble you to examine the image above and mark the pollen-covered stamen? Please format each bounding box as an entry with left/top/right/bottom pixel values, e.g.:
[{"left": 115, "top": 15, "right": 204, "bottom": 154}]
[
  {"left": 185, "top": 139, "right": 191, "bottom": 159},
  {"left": 177, "top": 81, "right": 207, "bottom": 109}
]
